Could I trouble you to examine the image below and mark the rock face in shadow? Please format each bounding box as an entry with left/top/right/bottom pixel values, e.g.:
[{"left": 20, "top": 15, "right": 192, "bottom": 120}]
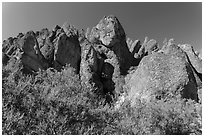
[
  {"left": 53, "top": 23, "right": 81, "bottom": 73},
  {"left": 19, "top": 31, "right": 49, "bottom": 73},
  {"left": 127, "top": 44, "right": 199, "bottom": 106},
  {"left": 2, "top": 52, "right": 9, "bottom": 66}
]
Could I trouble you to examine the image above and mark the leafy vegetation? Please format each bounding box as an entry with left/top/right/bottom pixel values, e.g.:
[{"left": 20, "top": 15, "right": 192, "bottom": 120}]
[{"left": 2, "top": 60, "right": 202, "bottom": 135}]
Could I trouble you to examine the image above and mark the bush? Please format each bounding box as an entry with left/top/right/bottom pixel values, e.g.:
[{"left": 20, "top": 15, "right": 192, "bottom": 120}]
[
  {"left": 2, "top": 64, "right": 117, "bottom": 134},
  {"left": 116, "top": 97, "right": 202, "bottom": 135},
  {"left": 2, "top": 62, "right": 202, "bottom": 135}
]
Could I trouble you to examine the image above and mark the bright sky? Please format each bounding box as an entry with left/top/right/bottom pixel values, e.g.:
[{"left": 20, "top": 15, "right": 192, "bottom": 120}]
[{"left": 2, "top": 2, "right": 202, "bottom": 52}]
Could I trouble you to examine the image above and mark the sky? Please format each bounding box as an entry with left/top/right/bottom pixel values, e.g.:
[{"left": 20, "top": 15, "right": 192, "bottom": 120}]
[{"left": 2, "top": 2, "right": 202, "bottom": 52}]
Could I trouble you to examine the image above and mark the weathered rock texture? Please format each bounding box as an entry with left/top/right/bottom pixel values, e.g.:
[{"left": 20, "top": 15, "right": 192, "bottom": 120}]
[
  {"left": 53, "top": 23, "right": 81, "bottom": 72},
  {"left": 2, "top": 15, "right": 201, "bottom": 104},
  {"left": 178, "top": 44, "right": 202, "bottom": 74},
  {"left": 19, "top": 31, "right": 49, "bottom": 73},
  {"left": 89, "top": 15, "right": 135, "bottom": 75},
  {"left": 80, "top": 39, "right": 103, "bottom": 93},
  {"left": 127, "top": 43, "right": 199, "bottom": 106}
]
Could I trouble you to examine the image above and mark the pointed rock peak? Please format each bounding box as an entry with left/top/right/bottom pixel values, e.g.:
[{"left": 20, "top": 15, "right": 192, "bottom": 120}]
[
  {"left": 25, "top": 31, "right": 36, "bottom": 37},
  {"left": 143, "top": 36, "right": 149, "bottom": 44},
  {"left": 178, "top": 44, "right": 195, "bottom": 53},
  {"left": 39, "top": 28, "right": 50, "bottom": 38},
  {"left": 98, "top": 15, "right": 126, "bottom": 38},
  {"left": 53, "top": 25, "right": 61, "bottom": 32},
  {"left": 62, "top": 22, "right": 78, "bottom": 39},
  {"left": 89, "top": 15, "right": 126, "bottom": 47},
  {"left": 17, "top": 33, "right": 24, "bottom": 39}
]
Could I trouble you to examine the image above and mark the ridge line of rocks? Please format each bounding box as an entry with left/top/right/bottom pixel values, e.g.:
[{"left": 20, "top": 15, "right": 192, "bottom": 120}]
[{"left": 2, "top": 15, "right": 202, "bottom": 104}]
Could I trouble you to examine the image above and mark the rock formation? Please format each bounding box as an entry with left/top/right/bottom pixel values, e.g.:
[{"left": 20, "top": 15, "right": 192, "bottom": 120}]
[
  {"left": 89, "top": 15, "right": 135, "bottom": 75},
  {"left": 53, "top": 24, "right": 81, "bottom": 73},
  {"left": 178, "top": 44, "right": 202, "bottom": 75},
  {"left": 2, "top": 15, "right": 201, "bottom": 105},
  {"left": 126, "top": 43, "right": 199, "bottom": 106},
  {"left": 39, "top": 37, "right": 55, "bottom": 65},
  {"left": 80, "top": 39, "right": 103, "bottom": 93},
  {"left": 18, "top": 31, "right": 49, "bottom": 73}
]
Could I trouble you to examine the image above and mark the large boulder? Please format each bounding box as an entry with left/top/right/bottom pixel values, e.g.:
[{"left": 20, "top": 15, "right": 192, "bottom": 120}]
[
  {"left": 53, "top": 24, "right": 81, "bottom": 73},
  {"left": 19, "top": 31, "right": 49, "bottom": 73},
  {"left": 127, "top": 44, "right": 198, "bottom": 106},
  {"left": 80, "top": 39, "right": 103, "bottom": 93},
  {"left": 89, "top": 15, "right": 134, "bottom": 75}
]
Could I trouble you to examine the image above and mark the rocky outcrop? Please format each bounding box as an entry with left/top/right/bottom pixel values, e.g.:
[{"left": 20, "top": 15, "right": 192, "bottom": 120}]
[
  {"left": 135, "top": 37, "right": 158, "bottom": 56},
  {"left": 2, "top": 37, "right": 14, "bottom": 55},
  {"left": 19, "top": 31, "right": 49, "bottom": 73},
  {"left": 178, "top": 44, "right": 202, "bottom": 74},
  {"left": 40, "top": 37, "right": 55, "bottom": 65},
  {"left": 127, "top": 43, "right": 198, "bottom": 106},
  {"left": 53, "top": 24, "right": 81, "bottom": 72},
  {"left": 144, "top": 38, "right": 158, "bottom": 54},
  {"left": 80, "top": 40, "right": 121, "bottom": 101},
  {"left": 80, "top": 39, "right": 103, "bottom": 93},
  {"left": 177, "top": 44, "right": 202, "bottom": 89},
  {"left": 36, "top": 28, "right": 50, "bottom": 49},
  {"left": 2, "top": 15, "right": 201, "bottom": 105},
  {"left": 126, "top": 37, "right": 159, "bottom": 67},
  {"left": 2, "top": 23, "right": 82, "bottom": 74},
  {"left": 89, "top": 15, "right": 134, "bottom": 75},
  {"left": 36, "top": 28, "right": 54, "bottom": 66}
]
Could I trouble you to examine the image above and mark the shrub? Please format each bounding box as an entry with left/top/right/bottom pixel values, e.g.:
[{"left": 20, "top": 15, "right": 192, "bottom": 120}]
[
  {"left": 2, "top": 64, "right": 118, "bottom": 134},
  {"left": 116, "top": 97, "right": 202, "bottom": 135},
  {"left": 2, "top": 61, "right": 202, "bottom": 135}
]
